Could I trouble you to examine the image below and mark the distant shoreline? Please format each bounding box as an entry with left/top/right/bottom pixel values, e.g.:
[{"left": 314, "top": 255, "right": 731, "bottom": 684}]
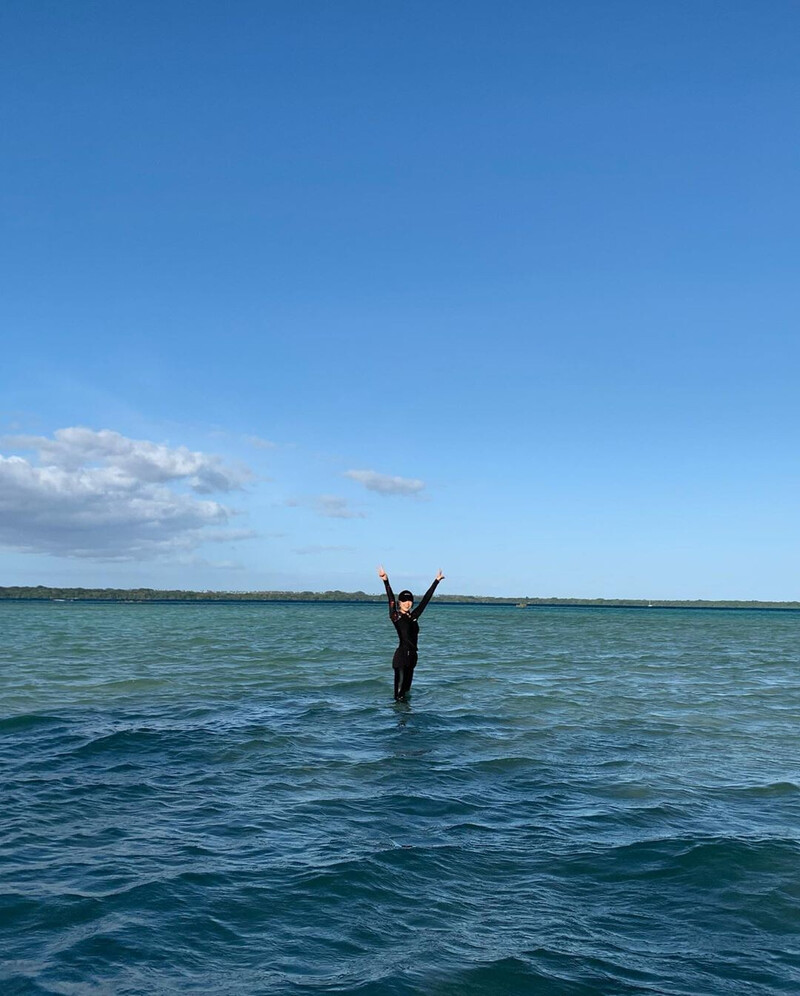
[{"left": 1, "top": 586, "right": 799, "bottom": 611}]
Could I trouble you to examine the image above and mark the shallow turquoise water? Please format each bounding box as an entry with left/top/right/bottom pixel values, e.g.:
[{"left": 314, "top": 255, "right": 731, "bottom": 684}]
[{"left": 2, "top": 602, "right": 800, "bottom": 994}]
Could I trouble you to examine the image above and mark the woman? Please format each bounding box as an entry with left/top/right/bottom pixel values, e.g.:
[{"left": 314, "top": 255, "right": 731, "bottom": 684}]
[{"left": 377, "top": 565, "right": 445, "bottom": 701}]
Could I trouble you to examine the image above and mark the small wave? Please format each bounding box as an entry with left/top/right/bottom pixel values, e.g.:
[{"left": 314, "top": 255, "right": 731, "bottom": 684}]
[
  {"left": 424, "top": 951, "right": 668, "bottom": 996},
  {"left": 574, "top": 833, "right": 800, "bottom": 890},
  {"left": 0, "top": 889, "right": 104, "bottom": 935},
  {"left": 0, "top": 713, "right": 66, "bottom": 735},
  {"left": 718, "top": 781, "right": 800, "bottom": 799},
  {"left": 68, "top": 726, "right": 205, "bottom": 760}
]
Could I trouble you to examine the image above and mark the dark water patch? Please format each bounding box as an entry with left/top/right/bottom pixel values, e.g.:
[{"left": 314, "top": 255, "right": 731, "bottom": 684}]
[{"left": 0, "top": 714, "right": 69, "bottom": 736}]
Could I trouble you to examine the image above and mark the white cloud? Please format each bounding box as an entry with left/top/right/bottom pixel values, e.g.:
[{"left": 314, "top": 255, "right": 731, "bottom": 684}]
[
  {"left": 7, "top": 427, "right": 250, "bottom": 493},
  {"left": 314, "top": 495, "right": 366, "bottom": 519},
  {"left": 176, "top": 556, "right": 245, "bottom": 570},
  {"left": 0, "top": 427, "right": 254, "bottom": 561},
  {"left": 245, "top": 435, "right": 277, "bottom": 450},
  {"left": 283, "top": 495, "right": 366, "bottom": 519},
  {"left": 293, "top": 544, "right": 354, "bottom": 555},
  {"left": 344, "top": 469, "right": 426, "bottom": 497}
]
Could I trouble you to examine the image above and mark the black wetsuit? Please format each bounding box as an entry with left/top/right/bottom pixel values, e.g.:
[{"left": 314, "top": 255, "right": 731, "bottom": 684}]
[{"left": 383, "top": 577, "right": 440, "bottom": 700}]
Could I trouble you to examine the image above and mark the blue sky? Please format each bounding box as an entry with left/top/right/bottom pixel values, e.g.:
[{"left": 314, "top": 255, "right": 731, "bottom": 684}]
[{"left": 2, "top": 1, "right": 798, "bottom": 599}]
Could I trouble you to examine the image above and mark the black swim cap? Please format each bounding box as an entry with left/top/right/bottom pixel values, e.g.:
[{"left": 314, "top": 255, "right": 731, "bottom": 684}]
[{"left": 397, "top": 590, "right": 414, "bottom": 602}]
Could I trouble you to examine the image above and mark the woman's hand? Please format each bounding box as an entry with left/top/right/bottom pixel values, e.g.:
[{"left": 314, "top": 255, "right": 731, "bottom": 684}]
[
  {"left": 435, "top": 569, "right": 445, "bottom": 582},
  {"left": 377, "top": 565, "right": 388, "bottom": 582}
]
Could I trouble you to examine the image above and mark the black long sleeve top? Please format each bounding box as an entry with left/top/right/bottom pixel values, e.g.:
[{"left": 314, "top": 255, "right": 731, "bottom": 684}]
[{"left": 383, "top": 577, "right": 440, "bottom": 667}]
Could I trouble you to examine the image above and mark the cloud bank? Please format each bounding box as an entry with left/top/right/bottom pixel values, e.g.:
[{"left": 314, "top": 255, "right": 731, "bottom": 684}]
[
  {"left": 0, "top": 427, "right": 252, "bottom": 560},
  {"left": 344, "top": 469, "right": 426, "bottom": 497}
]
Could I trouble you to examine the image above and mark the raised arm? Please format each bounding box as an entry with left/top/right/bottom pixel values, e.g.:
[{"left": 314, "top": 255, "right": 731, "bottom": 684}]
[
  {"left": 412, "top": 570, "right": 445, "bottom": 619},
  {"left": 378, "top": 565, "right": 398, "bottom": 622}
]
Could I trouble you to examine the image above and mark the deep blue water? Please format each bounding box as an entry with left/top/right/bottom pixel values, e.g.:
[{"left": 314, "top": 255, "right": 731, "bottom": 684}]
[{"left": 2, "top": 602, "right": 799, "bottom": 994}]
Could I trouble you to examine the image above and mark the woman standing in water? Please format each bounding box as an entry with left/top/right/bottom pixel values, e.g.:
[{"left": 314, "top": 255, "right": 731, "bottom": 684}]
[{"left": 377, "top": 565, "right": 445, "bottom": 701}]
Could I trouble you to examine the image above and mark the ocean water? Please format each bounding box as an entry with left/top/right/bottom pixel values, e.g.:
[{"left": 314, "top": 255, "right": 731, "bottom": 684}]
[{"left": 2, "top": 601, "right": 799, "bottom": 996}]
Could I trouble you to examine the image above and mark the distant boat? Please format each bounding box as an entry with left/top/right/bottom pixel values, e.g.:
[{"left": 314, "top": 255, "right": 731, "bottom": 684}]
[{"left": 516, "top": 602, "right": 528, "bottom": 608}]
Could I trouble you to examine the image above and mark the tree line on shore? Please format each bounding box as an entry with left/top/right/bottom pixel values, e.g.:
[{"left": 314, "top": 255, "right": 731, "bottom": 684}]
[{"left": 1, "top": 585, "right": 798, "bottom": 610}]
